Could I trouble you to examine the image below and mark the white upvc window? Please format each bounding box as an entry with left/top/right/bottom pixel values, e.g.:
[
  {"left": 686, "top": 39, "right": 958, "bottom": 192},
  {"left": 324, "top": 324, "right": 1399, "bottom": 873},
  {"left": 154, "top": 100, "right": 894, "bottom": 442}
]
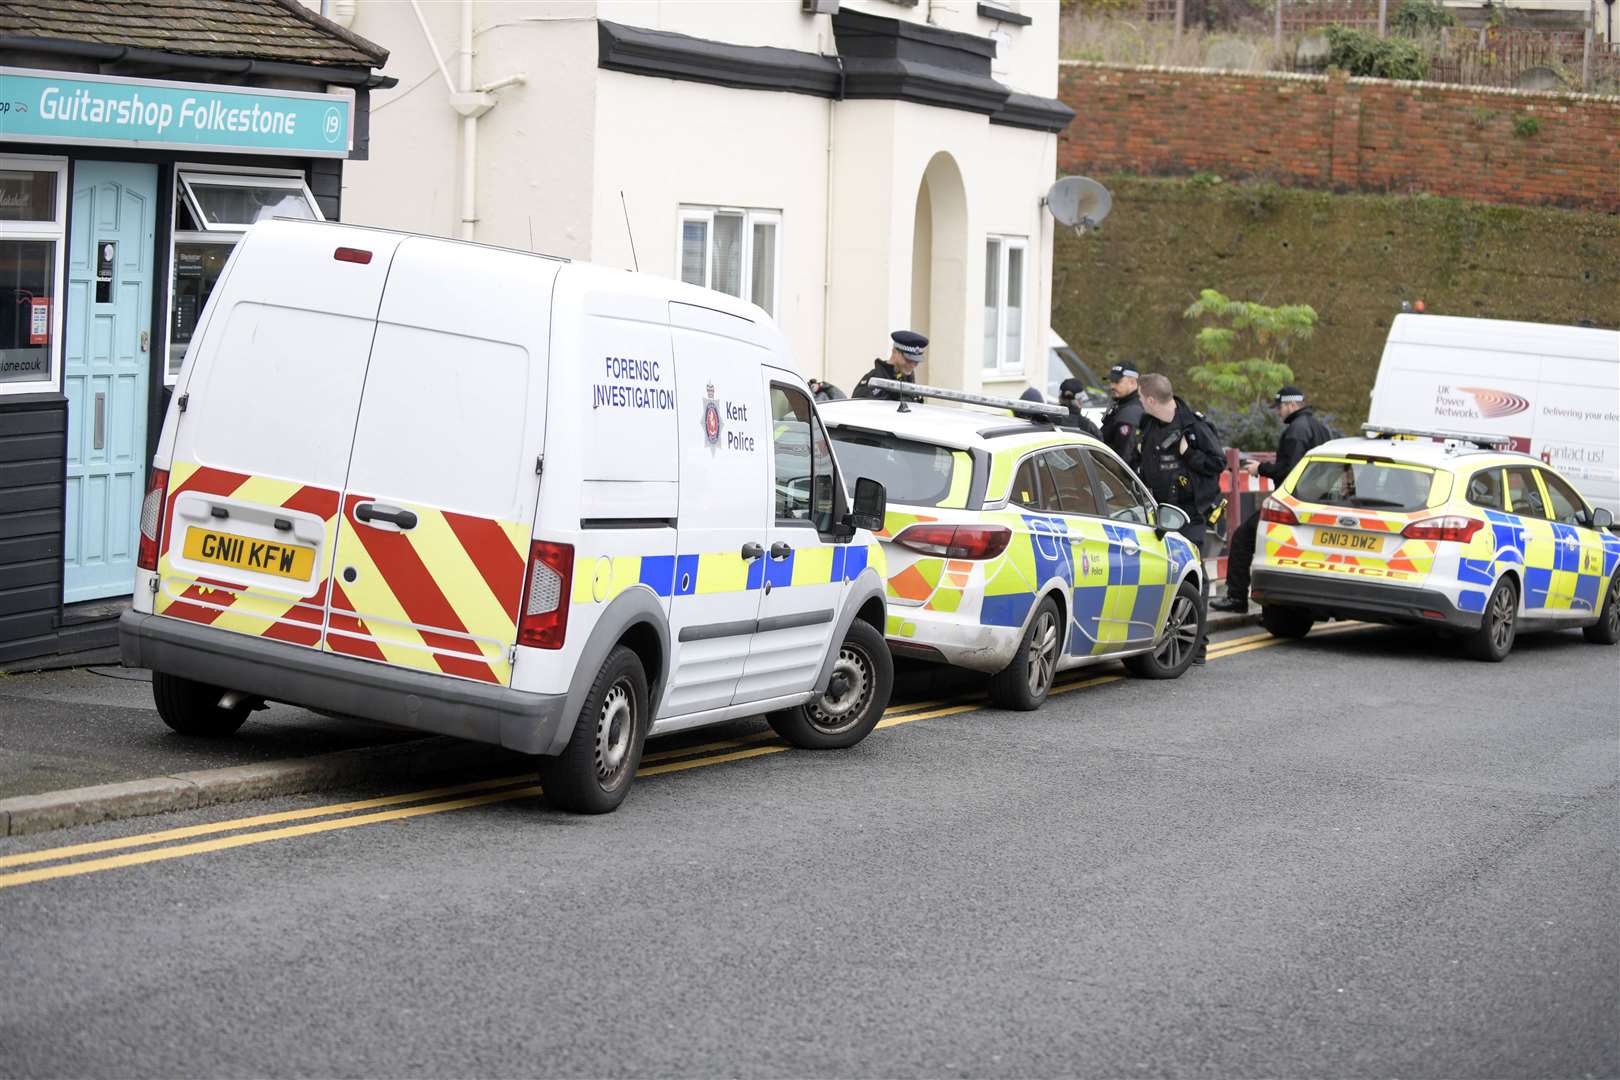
[
  {"left": 677, "top": 205, "right": 781, "bottom": 317},
  {"left": 983, "top": 235, "right": 1027, "bottom": 375},
  {"left": 166, "top": 166, "right": 323, "bottom": 383},
  {"left": 0, "top": 155, "right": 68, "bottom": 396}
]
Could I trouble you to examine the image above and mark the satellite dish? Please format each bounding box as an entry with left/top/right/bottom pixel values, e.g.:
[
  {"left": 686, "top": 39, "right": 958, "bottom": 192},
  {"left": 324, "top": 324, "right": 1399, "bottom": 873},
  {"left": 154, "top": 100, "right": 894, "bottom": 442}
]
[{"left": 1045, "top": 176, "right": 1112, "bottom": 235}]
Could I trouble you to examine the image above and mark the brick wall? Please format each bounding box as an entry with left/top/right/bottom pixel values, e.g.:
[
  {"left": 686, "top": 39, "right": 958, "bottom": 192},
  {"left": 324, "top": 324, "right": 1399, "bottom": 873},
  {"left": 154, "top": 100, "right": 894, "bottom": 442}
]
[{"left": 1057, "top": 63, "right": 1620, "bottom": 213}]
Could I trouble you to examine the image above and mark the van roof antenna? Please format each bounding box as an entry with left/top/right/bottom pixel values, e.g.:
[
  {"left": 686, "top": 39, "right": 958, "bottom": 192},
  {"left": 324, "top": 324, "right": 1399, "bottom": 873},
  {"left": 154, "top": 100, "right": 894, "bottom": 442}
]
[{"left": 620, "top": 190, "right": 639, "bottom": 272}]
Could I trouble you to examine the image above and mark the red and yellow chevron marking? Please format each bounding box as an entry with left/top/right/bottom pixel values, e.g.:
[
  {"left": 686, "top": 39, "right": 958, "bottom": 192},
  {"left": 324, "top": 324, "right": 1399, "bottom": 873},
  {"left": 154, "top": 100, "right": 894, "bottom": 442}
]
[
  {"left": 326, "top": 493, "right": 529, "bottom": 685},
  {"left": 155, "top": 462, "right": 340, "bottom": 648}
]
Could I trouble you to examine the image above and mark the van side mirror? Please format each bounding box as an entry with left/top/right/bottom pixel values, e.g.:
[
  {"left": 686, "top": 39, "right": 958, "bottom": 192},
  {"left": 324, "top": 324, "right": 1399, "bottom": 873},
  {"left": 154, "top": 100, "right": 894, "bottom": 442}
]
[
  {"left": 1154, "top": 503, "right": 1190, "bottom": 537},
  {"left": 1593, "top": 506, "right": 1614, "bottom": 529},
  {"left": 846, "top": 476, "right": 886, "bottom": 533}
]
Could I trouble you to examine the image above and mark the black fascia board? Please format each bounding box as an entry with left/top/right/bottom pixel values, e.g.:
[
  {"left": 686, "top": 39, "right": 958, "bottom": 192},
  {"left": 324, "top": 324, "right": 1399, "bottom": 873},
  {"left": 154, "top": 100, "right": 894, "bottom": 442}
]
[
  {"left": 597, "top": 20, "right": 842, "bottom": 98},
  {"left": 978, "top": 3, "right": 1035, "bottom": 26},
  {"left": 830, "top": 8, "right": 1009, "bottom": 115},
  {"left": 989, "top": 90, "right": 1075, "bottom": 132},
  {"left": 0, "top": 35, "right": 396, "bottom": 88}
]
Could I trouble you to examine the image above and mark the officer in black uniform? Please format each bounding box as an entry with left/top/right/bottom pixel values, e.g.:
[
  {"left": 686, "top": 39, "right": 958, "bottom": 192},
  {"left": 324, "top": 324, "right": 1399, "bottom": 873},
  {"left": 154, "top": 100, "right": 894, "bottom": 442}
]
[
  {"left": 1100, "top": 363, "right": 1145, "bottom": 468},
  {"left": 1134, "top": 373, "right": 1225, "bottom": 663},
  {"left": 1057, "top": 378, "right": 1103, "bottom": 438},
  {"left": 852, "top": 331, "right": 927, "bottom": 400},
  {"left": 1212, "top": 385, "right": 1336, "bottom": 612}
]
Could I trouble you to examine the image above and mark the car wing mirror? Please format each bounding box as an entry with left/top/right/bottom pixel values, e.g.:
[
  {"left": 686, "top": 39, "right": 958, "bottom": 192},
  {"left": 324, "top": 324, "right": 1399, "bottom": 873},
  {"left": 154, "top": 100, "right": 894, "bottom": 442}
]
[
  {"left": 1593, "top": 506, "right": 1615, "bottom": 530},
  {"left": 846, "top": 476, "right": 887, "bottom": 534},
  {"left": 1154, "top": 502, "right": 1190, "bottom": 537}
]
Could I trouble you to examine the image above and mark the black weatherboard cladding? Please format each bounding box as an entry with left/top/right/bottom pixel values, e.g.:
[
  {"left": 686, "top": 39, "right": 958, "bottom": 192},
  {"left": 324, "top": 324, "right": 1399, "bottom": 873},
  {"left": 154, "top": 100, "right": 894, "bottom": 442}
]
[{"left": 0, "top": 395, "right": 67, "bottom": 663}]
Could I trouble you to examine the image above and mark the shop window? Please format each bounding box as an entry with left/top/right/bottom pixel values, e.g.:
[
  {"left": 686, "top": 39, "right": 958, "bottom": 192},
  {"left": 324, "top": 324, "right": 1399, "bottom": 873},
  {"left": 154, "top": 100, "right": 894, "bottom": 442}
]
[
  {"left": 167, "top": 170, "right": 322, "bottom": 381},
  {"left": 677, "top": 206, "right": 780, "bottom": 317},
  {"left": 983, "top": 236, "right": 1026, "bottom": 375},
  {"left": 0, "top": 158, "right": 66, "bottom": 395}
]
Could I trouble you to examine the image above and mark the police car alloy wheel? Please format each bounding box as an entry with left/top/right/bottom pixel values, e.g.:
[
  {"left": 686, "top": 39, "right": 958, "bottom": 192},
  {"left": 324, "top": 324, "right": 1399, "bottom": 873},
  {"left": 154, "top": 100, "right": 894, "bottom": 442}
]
[
  {"left": 988, "top": 596, "right": 1063, "bottom": 711},
  {"left": 1464, "top": 577, "right": 1518, "bottom": 663},
  {"left": 1123, "top": 579, "right": 1205, "bottom": 680},
  {"left": 1585, "top": 573, "right": 1620, "bottom": 645}
]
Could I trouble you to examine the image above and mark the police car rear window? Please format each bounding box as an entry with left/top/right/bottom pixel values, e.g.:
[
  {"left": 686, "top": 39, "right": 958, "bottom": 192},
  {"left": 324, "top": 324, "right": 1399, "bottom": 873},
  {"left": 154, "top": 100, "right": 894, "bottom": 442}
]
[
  {"left": 1292, "top": 458, "right": 1436, "bottom": 512},
  {"left": 828, "top": 430, "right": 964, "bottom": 508}
]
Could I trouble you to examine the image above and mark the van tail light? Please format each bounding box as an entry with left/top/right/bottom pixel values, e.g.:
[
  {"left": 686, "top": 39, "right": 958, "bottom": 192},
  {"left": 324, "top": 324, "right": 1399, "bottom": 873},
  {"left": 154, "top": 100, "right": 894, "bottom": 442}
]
[
  {"left": 334, "top": 247, "right": 373, "bottom": 265},
  {"left": 137, "top": 468, "right": 170, "bottom": 571},
  {"left": 1402, "top": 515, "right": 1484, "bottom": 543},
  {"left": 1258, "top": 496, "right": 1299, "bottom": 526},
  {"left": 517, "top": 540, "right": 574, "bottom": 649},
  {"left": 894, "top": 523, "right": 1011, "bottom": 560}
]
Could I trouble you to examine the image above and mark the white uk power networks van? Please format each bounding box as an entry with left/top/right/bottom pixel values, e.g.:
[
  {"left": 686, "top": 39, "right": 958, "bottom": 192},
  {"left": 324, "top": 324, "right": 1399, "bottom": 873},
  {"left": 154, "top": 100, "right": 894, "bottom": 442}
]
[{"left": 119, "top": 219, "right": 893, "bottom": 814}]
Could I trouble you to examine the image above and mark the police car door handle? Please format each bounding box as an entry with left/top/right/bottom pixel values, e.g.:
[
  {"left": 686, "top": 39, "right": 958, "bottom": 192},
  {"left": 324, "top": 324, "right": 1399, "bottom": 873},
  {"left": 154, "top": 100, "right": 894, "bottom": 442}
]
[
  {"left": 770, "top": 541, "right": 793, "bottom": 560},
  {"left": 356, "top": 503, "right": 418, "bottom": 530},
  {"left": 740, "top": 542, "right": 764, "bottom": 560}
]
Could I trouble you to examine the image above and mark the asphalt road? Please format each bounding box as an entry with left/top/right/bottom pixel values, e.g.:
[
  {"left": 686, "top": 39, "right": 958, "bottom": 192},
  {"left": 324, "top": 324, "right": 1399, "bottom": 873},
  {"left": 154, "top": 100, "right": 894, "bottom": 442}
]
[{"left": 1, "top": 623, "right": 1616, "bottom": 1078}]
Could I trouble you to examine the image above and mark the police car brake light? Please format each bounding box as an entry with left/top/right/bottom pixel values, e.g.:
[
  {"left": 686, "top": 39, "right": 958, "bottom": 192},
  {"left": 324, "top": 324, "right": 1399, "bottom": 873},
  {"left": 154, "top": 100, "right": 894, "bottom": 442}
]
[
  {"left": 137, "top": 468, "right": 170, "bottom": 572},
  {"left": 1258, "top": 497, "right": 1297, "bottom": 526},
  {"left": 894, "top": 523, "right": 1011, "bottom": 560},
  {"left": 518, "top": 540, "right": 574, "bottom": 649},
  {"left": 1402, "top": 515, "right": 1484, "bottom": 543}
]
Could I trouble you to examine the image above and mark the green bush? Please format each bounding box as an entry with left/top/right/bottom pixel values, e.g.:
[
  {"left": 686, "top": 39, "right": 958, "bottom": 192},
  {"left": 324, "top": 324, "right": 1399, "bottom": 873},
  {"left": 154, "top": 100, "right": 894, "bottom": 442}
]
[
  {"left": 1182, "top": 289, "right": 1316, "bottom": 414},
  {"left": 1391, "top": 0, "right": 1456, "bottom": 34},
  {"left": 1324, "top": 25, "right": 1431, "bottom": 80}
]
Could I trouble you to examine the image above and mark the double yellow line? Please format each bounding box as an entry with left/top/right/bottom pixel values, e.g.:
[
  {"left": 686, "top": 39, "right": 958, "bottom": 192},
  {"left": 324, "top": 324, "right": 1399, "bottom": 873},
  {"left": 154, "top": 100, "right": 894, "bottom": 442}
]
[{"left": 0, "top": 623, "right": 1364, "bottom": 891}]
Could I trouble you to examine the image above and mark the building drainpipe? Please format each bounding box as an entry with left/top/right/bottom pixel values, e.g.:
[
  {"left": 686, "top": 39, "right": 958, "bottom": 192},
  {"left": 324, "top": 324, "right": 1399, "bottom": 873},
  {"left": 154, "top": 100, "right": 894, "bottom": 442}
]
[{"left": 409, "top": 0, "right": 526, "bottom": 243}]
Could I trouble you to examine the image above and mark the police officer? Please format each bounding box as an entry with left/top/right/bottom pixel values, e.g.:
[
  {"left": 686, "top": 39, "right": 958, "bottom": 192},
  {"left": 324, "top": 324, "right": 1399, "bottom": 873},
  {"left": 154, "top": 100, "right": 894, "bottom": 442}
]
[
  {"left": 1212, "top": 385, "right": 1335, "bottom": 613},
  {"left": 1100, "top": 363, "right": 1145, "bottom": 468},
  {"left": 1135, "top": 373, "right": 1225, "bottom": 663},
  {"left": 1056, "top": 378, "right": 1102, "bottom": 438},
  {"left": 852, "top": 331, "right": 927, "bottom": 400}
]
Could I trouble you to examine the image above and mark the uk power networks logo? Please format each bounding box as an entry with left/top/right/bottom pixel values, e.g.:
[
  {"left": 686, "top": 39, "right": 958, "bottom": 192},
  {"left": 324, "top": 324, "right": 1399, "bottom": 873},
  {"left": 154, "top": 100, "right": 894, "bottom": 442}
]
[{"left": 1457, "top": 386, "right": 1531, "bottom": 418}]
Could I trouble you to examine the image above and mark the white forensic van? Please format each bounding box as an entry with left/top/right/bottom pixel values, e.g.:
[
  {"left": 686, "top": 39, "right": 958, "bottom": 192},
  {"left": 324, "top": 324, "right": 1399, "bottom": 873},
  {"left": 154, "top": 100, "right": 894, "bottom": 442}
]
[
  {"left": 1368, "top": 314, "right": 1620, "bottom": 517},
  {"left": 120, "top": 220, "right": 893, "bottom": 813}
]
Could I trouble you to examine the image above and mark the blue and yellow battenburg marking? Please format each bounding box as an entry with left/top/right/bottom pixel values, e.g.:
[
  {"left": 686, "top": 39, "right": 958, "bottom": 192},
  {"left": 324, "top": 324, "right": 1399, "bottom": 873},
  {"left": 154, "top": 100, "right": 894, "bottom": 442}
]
[
  {"left": 573, "top": 543, "right": 886, "bottom": 605},
  {"left": 1457, "top": 509, "right": 1615, "bottom": 614}
]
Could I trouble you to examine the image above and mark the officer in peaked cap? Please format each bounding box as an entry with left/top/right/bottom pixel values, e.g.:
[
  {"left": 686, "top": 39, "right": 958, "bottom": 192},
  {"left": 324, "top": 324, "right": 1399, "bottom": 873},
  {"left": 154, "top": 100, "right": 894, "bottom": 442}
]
[
  {"left": 1100, "top": 362, "right": 1145, "bottom": 468},
  {"left": 853, "top": 330, "right": 927, "bottom": 401}
]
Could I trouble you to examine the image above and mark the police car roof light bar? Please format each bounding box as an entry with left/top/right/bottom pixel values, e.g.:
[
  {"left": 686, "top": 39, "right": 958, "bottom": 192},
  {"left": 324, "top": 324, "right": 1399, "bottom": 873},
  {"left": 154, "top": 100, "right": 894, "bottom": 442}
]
[
  {"left": 867, "top": 379, "right": 1069, "bottom": 422},
  {"left": 1359, "top": 424, "right": 1515, "bottom": 451}
]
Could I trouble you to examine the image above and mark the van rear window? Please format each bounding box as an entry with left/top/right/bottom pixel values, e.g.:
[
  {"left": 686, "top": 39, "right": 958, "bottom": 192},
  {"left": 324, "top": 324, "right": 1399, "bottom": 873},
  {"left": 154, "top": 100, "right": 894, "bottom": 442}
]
[
  {"left": 828, "top": 429, "right": 970, "bottom": 508},
  {"left": 1291, "top": 458, "right": 1438, "bottom": 512}
]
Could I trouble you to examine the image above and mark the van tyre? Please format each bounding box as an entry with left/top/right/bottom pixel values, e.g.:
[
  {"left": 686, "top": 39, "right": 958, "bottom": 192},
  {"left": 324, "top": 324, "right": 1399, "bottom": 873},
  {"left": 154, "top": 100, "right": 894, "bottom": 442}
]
[
  {"left": 1260, "top": 605, "right": 1315, "bottom": 640},
  {"left": 152, "top": 671, "right": 251, "bottom": 737},
  {"left": 989, "top": 595, "right": 1063, "bottom": 710},
  {"left": 1465, "top": 576, "right": 1518, "bottom": 662},
  {"left": 768, "top": 620, "right": 892, "bottom": 750},
  {"left": 1125, "top": 578, "right": 1204, "bottom": 680},
  {"left": 1583, "top": 572, "right": 1620, "bottom": 645},
  {"left": 539, "top": 646, "right": 649, "bottom": 814}
]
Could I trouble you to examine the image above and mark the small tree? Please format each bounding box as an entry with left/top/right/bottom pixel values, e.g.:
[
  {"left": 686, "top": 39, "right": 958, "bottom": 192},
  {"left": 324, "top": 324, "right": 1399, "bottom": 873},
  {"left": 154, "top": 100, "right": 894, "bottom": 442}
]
[{"left": 1182, "top": 288, "right": 1316, "bottom": 412}]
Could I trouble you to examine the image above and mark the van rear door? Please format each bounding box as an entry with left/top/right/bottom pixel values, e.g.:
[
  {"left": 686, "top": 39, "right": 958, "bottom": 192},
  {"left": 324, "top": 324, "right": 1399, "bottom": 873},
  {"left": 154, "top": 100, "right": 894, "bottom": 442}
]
[
  {"left": 154, "top": 222, "right": 402, "bottom": 649},
  {"left": 322, "top": 238, "right": 554, "bottom": 685}
]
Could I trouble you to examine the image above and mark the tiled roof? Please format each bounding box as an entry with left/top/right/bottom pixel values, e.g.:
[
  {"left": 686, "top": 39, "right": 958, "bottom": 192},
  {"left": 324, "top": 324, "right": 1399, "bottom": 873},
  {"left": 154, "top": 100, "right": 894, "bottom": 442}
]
[{"left": 0, "top": 0, "right": 387, "bottom": 69}]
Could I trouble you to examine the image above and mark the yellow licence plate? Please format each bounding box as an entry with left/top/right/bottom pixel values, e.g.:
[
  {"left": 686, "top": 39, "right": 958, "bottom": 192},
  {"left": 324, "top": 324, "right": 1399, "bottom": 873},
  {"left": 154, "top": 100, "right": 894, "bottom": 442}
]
[
  {"left": 1317, "top": 528, "right": 1381, "bottom": 552},
  {"left": 183, "top": 527, "right": 315, "bottom": 580}
]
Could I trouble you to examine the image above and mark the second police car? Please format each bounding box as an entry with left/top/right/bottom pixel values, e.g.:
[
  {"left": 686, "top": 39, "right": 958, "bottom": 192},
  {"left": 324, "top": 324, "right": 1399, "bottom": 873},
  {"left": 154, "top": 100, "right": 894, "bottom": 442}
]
[
  {"left": 820, "top": 383, "right": 1207, "bottom": 710},
  {"left": 1249, "top": 426, "right": 1620, "bottom": 660}
]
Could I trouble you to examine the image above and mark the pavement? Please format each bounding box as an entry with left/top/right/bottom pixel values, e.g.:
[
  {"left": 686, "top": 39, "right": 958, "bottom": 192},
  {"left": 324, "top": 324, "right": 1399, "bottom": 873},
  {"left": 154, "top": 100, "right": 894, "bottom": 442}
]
[
  {"left": 0, "top": 606, "right": 1261, "bottom": 836},
  {"left": 0, "top": 620, "right": 1613, "bottom": 1077}
]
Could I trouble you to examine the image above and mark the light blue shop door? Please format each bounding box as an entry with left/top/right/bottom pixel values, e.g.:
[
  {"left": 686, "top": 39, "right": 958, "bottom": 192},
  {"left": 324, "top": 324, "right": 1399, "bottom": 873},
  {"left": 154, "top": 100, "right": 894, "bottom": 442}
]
[{"left": 64, "top": 162, "right": 157, "bottom": 603}]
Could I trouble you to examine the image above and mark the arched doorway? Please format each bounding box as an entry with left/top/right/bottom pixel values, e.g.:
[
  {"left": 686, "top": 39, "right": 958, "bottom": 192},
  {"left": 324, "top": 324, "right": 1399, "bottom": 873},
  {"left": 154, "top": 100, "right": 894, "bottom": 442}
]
[{"left": 910, "top": 152, "right": 968, "bottom": 390}]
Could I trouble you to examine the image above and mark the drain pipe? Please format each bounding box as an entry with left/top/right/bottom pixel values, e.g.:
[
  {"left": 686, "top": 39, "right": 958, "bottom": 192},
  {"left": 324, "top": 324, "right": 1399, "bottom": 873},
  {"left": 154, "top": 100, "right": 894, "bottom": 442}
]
[{"left": 409, "top": 0, "right": 526, "bottom": 242}]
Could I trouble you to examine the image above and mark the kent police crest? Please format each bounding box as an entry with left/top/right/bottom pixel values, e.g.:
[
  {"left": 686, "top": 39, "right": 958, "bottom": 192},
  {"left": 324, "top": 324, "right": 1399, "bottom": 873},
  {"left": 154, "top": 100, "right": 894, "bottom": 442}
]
[{"left": 701, "top": 383, "right": 722, "bottom": 446}]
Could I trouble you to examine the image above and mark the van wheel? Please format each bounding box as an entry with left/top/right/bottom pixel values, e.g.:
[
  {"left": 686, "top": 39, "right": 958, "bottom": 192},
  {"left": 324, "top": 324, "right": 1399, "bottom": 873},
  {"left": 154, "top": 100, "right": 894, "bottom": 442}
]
[
  {"left": 152, "top": 671, "right": 252, "bottom": 737},
  {"left": 988, "top": 596, "right": 1063, "bottom": 710},
  {"left": 1124, "top": 578, "right": 1204, "bottom": 680},
  {"left": 768, "top": 620, "right": 892, "bottom": 750},
  {"left": 539, "top": 646, "right": 649, "bottom": 814},
  {"left": 1464, "top": 577, "right": 1518, "bottom": 662},
  {"left": 1583, "top": 572, "right": 1620, "bottom": 645},
  {"left": 1260, "top": 605, "right": 1315, "bottom": 640}
]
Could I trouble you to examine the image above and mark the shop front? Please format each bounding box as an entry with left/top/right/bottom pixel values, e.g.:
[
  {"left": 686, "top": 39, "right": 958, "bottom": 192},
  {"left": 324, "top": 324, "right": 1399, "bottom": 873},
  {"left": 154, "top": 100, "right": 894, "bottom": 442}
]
[{"left": 0, "top": 9, "right": 391, "bottom": 666}]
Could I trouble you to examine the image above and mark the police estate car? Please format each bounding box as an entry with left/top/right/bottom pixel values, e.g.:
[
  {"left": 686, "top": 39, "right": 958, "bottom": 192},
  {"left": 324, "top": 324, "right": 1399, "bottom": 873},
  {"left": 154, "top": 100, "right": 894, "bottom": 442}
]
[
  {"left": 1250, "top": 426, "right": 1620, "bottom": 661},
  {"left": 820, "top": 383, "right": 1206, "bottom": 710}
]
